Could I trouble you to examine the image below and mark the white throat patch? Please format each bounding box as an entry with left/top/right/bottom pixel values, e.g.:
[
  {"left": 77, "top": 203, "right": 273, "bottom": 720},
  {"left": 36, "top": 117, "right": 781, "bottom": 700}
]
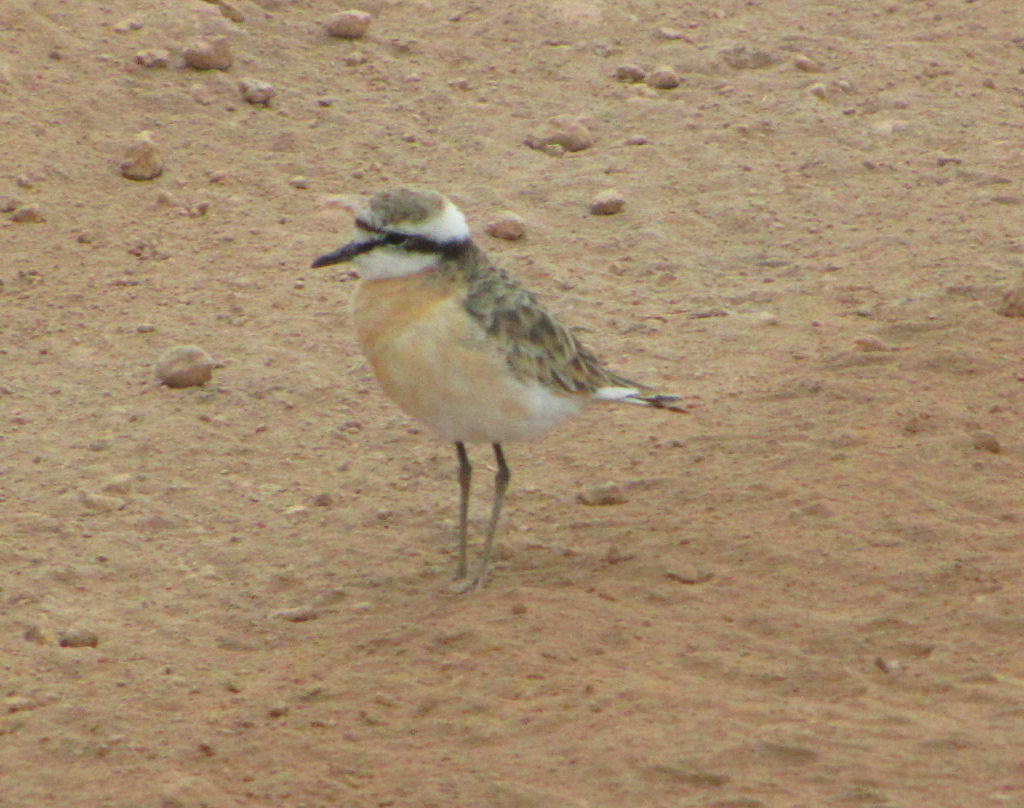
[{"left": 354, "top": 247, "right": 440, "bottom": 281}]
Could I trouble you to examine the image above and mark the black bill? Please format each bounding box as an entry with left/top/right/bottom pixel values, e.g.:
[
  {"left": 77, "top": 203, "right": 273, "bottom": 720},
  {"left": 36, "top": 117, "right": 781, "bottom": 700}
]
[{"left": 311, "top": 239, "right": 381, "bottom": 268}]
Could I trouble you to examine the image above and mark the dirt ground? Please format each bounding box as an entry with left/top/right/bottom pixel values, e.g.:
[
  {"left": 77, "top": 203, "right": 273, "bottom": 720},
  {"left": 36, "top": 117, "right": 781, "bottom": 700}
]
[{"left": 3, "top": 0, "right": 1024, "bottom": 806}]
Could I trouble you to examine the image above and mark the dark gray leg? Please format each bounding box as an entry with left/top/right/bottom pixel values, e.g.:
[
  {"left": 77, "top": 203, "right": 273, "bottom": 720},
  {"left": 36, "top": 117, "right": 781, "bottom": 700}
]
[
  {"left": 474, "top": 443, "right": 510, "bottom": 587},
  {"left": 454, "top": 442, "right": 471, "bottom": 579}
]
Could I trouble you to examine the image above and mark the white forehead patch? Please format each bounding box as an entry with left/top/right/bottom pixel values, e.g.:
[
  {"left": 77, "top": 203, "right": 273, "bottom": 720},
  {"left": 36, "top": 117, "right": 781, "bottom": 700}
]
[{"left": 395, "top": 201, "right": 470, "bottom": 243}]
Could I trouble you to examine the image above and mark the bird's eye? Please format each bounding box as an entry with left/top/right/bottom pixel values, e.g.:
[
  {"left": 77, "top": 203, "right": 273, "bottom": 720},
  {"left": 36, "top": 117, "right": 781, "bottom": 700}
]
[{"left": 383, "top": 233, "right": 408, "bottom": 247}]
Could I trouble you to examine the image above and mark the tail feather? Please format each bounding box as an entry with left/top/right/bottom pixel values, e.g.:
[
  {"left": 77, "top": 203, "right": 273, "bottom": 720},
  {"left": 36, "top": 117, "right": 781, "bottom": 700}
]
[
  {"left": 624, "top": 392, "right": 690, "bottom": 413},
  {"left": 595, "top": 386, "right": 690, "bottom": 413}
]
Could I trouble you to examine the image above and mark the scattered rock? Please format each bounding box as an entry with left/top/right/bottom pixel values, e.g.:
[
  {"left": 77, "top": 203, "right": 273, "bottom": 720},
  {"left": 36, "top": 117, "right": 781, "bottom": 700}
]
[
  {"left": 615, "top": 64, "right": 645, "bottom": 82},
  {"left": 267, "top": 703, "right": 290, "bottom": 718},
  {"left": 646, "top": 65, "right": 681, "bottom": 89},
  {"left": 753, "top": 311, "right": 779, "bottom": 327},
  {"left": 289, "top": 175, "right": 309, "bottom": 189},
  {"left": 23, "top": 625, "right": 53, "bottom": 644},
  {"left": 210, "top": 0, "right": 245, "bottom": 22},
  {"left": 578, "top": 483, "right": 627, "bottom": 506},
  {"left": 190, "top": 83, "right": 215, "bottom": 105},
  {"left": 972, "top": 432, "right": 1001, "bottom": 454},
  {"left": 113, "top": 17, "right": 144, "bottom": 33},
  {"left": 155, "top": 345, "right": 215, "bottom": 388},
  {"left": 525, "top": 115, "right": 595, "bottom": 153},
  {"left": 313, "top": 492, "right": 334, "bottom": 507},
  {"left": 183, "top": 36, "right": 233, "bottom": 71},
  {"left": 5, "top": 695, "right": 38, "bottom": 713},
  {"left": 793, "top": 54, "right": 822, "bottom": 72},
  {"left": 486, "top": 211, "right": 526, "bottom": 240},
  {"left": 854, "top": 336, "right": 889, "bottom": 352},
  {"left": 589, "top": 189, "right": 625, "bottom": 216},
  {"left": 238, "top": 77, "right": 275, "bottom": 106},
  {"left": 59, "top": 628, "right": 99, "bottom": 648},
  {"left": 875, "top": 656, "right": 900, "bottom": 674},
  {"left": 656, "top": 27, "right": 686, "bottom": 40},
  {"left": 137, "top": 323, "right": 156, "bottom": 333},
  {"left": 79, "top": 491, "right": 127, "bottom": 512},
  {"left": 625, "top": 135, "right": 648, "bottom": 145},
  {"left": 271, "top": 607, "right": 319, "bottom": 622},
  {"left": 134, "top": 48, "right": 171, "bottom": 68},
  {"left": 665, "top": 566, "right": 714, "bottom": 585},
  {"left": 808, "top": 82, "right": 828, "bottom": 100},
  {"left": 870, "top": 119, "right": 909, "bottom": 136},
  {"left": 120, "top": 131, "right": 164, "bottom": 181},
  {"left": 997, "top": 272, "right": 1024, "bottom": 318},
  {"left": 102, "top": 473, "right": 133, "bottom": 496},
  {"left": 325, "top": 10, "right": 373, "bottom": 39},
  {"left": 10, "top": 204, "right": 44, "bottom": 223},
  {"left": 721, "top": 44, "right": 776, "bottom": 70},
  {"left": 1, "top": 196, "right": 20, "bottom": 212}
]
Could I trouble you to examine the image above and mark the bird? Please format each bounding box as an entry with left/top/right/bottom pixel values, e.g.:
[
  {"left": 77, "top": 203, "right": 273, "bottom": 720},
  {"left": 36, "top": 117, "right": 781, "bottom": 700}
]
[{"left": 312, "top": 187, "right": 686, "bottom": 588}]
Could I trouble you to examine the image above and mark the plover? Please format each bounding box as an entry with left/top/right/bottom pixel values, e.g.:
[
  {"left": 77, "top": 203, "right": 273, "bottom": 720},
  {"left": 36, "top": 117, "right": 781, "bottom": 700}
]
[{"left": 312, "top": 188, "right": 685, "bottom": 587}]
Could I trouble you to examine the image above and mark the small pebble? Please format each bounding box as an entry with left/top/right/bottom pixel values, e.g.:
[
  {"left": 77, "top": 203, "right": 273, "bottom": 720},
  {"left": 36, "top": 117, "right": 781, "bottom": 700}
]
[
  {"left": 137, "top": 324, "right": 156, "bottom": 333},
  {"left": 155, "top": 345, "right": 215, "bottom": 388},
  {"left": 997, "top": 272, "right": 1024, "bottom": 318},
  {"left": 214, "top": 0, "right": 245, "bottom": 22},
  {"left": 525, "top": 115, "right": 594, "bottom": 153},
  {"left": 808, "top": 82, "right": 828, "bottom": 100},
  {"left": 578, "top": 483, "right": 627, "bottom": 506},
  {"left": 113, "top": 17, "right": 144, "bottom": 33},
  {"left": 238, "top": 78, "right": 275, "bottom": 106},
  {"left": 325, "top": 10, "right": 373, "bottom": 39},
  {"left": 793, "top": 54, "right": 822, "bottom": 72},
  {"left": 871, "top": 119, "right": 909, "bottom": 136},
  {"left": 120, "top": 131, "right": 163, "bottom": 181},
  {"left": 615, "top": 64, "right": 645, "bottom": 82},
  {"left": 79, "top": 491, "right": 126, "bottom": 511},
  {"left": 625, "top": 135, "right": 648, "bottom": 145},
  {"left": 753, "top": 311, "right": 779, "bottom": 327},
  {"left": 10, "top": 204, "right": 44, "bottom": 223},
  {"left": 721, "top": 44, "right": 776, "bottom": 70},
  {"left": 5, "top": 696, "right": 37, "bottom": 712},
  {"left": 183, "top": 36, "right": 233, "bottom": 71},
  {"left": 59, "top": 629, "right": 99, "bottom": 648},
  {"left": 656, "top": 27, "right": 685, "bottom": 40},
  {"left": 646, "top": 65, "right": 681, "bottom": 89},
  {"left": 875, "top": 656, "right": 900, "bottom": 674},
  {"left": 486, "top": 211, "right": 526, "bottom": 241},
  {"left": 589, "top": 189, "right": 625, "bottom": 216},
  {"left": 854, "top": 336, "right": 889, "bottom": 352},
  {"left": 134, "top": 48, "right": 170, "bottom": 68},
  {"left": 972, "top": 432, "right": 1001, "bottom": 454},
  {"left": 289, "top": 176, "right": 309, "bottom": 189},
  {"left": 313, "top": 492, "right": 334, "bottom": 507},
  {"left": 102, "top": 473, "right": 133, "bottom": 496},
  {"left": 271, "top": 607, "right": 319, "bottom": 622},
  {"left": 267, "top": 703, "right": 290, "bottom": 718},
  {"left": 664, "top": 566, "right": 714, "bottom": 585},
  {"left": 23, "top": 625, "right": 51, "bottom": 644}
]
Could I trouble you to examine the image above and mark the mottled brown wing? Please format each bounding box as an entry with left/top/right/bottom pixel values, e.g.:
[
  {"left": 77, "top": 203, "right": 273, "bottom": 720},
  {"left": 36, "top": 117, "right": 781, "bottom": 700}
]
[{"left": 457, "top": 248, "right": 640, "bottom": 396}]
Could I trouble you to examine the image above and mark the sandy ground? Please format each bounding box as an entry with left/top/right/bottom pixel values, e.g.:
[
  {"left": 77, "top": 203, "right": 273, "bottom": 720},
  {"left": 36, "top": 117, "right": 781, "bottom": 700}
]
[{"left": 3, "top": 0, "right": 1024, "bottom": 806}]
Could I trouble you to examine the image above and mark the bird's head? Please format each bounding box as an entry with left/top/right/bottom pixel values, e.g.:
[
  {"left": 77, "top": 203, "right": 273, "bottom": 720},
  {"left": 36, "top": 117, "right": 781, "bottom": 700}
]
[{"left": 311, "top": 188, "right": 471, "bottom": 279}]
